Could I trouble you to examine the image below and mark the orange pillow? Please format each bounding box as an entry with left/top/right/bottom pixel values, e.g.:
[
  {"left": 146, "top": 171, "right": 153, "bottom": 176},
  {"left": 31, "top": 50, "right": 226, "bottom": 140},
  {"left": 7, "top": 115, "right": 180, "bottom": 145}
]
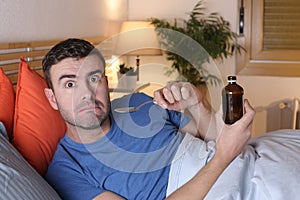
[
  {"left": 12, "top": 57, "right": 66, "bottom": 176},
  {"left": 0, "top": 67, "right": 15, "bottom": 140}
]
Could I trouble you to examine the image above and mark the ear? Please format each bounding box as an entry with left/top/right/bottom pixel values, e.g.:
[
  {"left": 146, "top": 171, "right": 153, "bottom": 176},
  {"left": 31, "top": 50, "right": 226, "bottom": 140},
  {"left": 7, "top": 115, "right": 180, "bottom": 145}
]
[{"left": 44, "top": 88, "right": 58, "bottom": 110}]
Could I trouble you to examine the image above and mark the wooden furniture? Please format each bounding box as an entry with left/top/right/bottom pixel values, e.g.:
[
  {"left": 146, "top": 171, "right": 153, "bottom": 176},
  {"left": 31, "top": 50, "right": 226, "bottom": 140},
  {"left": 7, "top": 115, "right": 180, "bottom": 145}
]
[
  {"left": 0, "top": 37, "right": 108, "bottom": 89},
  {"left": 0, "top": 37, "right": 161, "bottom": 100},
  {"left": 237, "top": 0, "right": 300, "bottom": 76}
]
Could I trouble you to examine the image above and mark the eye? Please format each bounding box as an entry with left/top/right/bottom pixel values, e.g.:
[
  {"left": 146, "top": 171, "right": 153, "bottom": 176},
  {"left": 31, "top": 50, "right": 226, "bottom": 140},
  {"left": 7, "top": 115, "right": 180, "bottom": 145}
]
[
  {"left": 89, "top": 74, "right": 100, "bottom": 84},
  {"left": 65, "top": 81, "right": 75, "bottom": 88}
]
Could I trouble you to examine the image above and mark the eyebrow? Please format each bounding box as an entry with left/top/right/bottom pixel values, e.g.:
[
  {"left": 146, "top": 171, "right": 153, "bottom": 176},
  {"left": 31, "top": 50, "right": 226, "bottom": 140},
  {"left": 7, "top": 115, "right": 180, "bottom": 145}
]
[
  {"left": 58, "top": 69, "right": 103, "bottom": 82},
  {"left": 87, "top": 69, "right": 103, "bottom": 77},
  {"left": 58, "top": 74, "right": 76, "bottom": 82}
]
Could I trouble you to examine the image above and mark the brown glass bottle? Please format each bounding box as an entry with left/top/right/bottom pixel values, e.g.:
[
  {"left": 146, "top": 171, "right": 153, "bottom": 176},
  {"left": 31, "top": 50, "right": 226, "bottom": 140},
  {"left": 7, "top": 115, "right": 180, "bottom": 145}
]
[{"left": 222, "top": 76, "right": 244, "bottom": 124}]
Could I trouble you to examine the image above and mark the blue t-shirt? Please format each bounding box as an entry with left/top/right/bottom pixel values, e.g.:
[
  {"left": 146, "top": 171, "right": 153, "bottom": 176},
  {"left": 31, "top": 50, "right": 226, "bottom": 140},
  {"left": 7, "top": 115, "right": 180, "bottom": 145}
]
[{"left": 45, "top": 93, "right": 190, "bottom": 200}]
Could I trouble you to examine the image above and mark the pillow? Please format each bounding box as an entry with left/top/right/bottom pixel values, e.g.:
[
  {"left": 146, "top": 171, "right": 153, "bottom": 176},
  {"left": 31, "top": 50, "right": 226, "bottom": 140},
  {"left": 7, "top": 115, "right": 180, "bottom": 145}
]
[
  {"left": 0, "top": 132, "right": 61, "bottom": 200},
  {"left": 0, "top": 67, "right": 15, "bottom": 140},
  {"left": 12, "top": 57, "right": 66, "bottom": 176},
  {"left": 0, "top": 121, "right": 9, "bottom": 141}
]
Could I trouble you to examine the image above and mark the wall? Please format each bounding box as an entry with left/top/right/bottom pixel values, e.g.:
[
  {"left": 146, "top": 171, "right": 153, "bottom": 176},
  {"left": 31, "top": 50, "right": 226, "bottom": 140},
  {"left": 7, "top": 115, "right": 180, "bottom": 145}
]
[
  {"left": 126, "top": 0, "right": 203, "bottom": 87},
  {"left": 2, "top": 0, "right": 299, "bottom": 135},
  {"left": 128, "top": 0, "right": 300, "bottom": 135},
  {"left": 0, "top": 0, "right": 127, "bottom": 42},
  {"left": 205, "top": 0, "right": 300, "bottom": 135}
]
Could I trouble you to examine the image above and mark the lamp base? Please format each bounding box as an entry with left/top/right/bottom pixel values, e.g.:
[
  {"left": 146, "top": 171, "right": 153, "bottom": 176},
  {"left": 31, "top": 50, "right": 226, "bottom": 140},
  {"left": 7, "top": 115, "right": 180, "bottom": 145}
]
[{"left": 136, "top": 55, "right": 140, "bottom": 81}]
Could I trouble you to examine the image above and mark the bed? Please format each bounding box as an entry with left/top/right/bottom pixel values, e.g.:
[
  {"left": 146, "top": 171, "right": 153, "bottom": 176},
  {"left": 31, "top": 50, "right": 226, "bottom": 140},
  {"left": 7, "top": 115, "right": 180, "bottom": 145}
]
[
  {"left": 166, "top": 130, "right": 300, "bottom": 199},
  {"left": 0, "top": 37, "right": 109, "bottom": 199},
  {"left": 0, "top": 122, "right": 60, "bottom": 199},
  {"left": 1, "top": 38, "right": 300, "bottom": 199}
]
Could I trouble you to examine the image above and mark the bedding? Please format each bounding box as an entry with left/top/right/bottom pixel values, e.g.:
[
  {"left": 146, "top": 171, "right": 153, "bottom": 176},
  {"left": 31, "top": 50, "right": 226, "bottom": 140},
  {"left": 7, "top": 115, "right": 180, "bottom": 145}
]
[
  {"left": 0, "top": 122, "right": 9, "bottom": 140},
  {"left": 167, "top": 130, "right": 300, "bottom": 200},
  {"left": 0, "top": 67, "right": 14, "bottom": 140},
  {"left": 0, "top": 122, "right": 61, "bottom": 199},
  {"left": 1, "top": 38, "right": 300, "bottom": 199},
  {"left": 0, "top": 37, "right": 105, "bottom": 176},
  {"left": 12, "top": 58, "right": 66, "bottom": 176}
]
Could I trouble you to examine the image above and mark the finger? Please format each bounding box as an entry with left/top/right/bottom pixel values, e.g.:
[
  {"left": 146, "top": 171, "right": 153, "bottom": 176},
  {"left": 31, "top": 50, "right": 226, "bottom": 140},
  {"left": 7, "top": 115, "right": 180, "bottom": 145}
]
[
  {"left": 181, "top": 85, "right": 190, "bottom": 100},
  {"left": 181, "top": 83, "right": 200, "bottom": 105},
  {"left": 238, "top": 99, "right": 255, "bottom": 128},
  {"left": 244, "top": 99, "right": 255, "bottom": 115},
  {"left": 244, "top": 100, "right": 256, "bottom": 121},
  {"left": 244, "top": 99, "right": 254, "bottom": 113},
  {"left": 153, "top": 90, "right": 168, "bottom": 109},
  {"left": 162, "top": 88, "right": 175, "bottom": 104},
  {"left": 171, "top": 85, "right": 182, "bottom": 101}
]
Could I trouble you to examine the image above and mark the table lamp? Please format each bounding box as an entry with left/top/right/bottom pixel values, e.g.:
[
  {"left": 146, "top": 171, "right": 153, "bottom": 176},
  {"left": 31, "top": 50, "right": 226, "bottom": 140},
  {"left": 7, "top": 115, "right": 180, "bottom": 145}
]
[{"left": 114, "top": 21, "right": 162, "bottom": 81}]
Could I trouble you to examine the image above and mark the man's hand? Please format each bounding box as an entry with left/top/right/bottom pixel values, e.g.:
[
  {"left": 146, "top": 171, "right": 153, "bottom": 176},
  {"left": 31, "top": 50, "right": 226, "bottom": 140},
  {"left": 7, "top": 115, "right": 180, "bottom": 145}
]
[
  {"left": 166, "top": 99, "right": 255, "bottom": 200},
  {"left": 153, "top": 82, "right": 206, "bottom": 111},
  {"left": 215, "top": 99, "right": 255, "bottom": 164},
  {"left": 153, "top": 81, "right": 213, "bottom": 139}
]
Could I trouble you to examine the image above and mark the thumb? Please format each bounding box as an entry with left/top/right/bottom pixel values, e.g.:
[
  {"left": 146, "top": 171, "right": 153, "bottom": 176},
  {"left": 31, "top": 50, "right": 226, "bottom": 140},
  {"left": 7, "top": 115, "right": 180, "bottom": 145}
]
[{"left": 239, "top": 99, "right": 255, "bottom": 127}]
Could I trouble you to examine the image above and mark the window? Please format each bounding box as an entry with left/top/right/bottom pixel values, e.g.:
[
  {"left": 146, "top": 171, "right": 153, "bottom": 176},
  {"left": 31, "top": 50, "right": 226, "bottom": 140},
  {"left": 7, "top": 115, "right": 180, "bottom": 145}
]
[{"left": 237, "top": 0, "right": 300, "bottom": 76}]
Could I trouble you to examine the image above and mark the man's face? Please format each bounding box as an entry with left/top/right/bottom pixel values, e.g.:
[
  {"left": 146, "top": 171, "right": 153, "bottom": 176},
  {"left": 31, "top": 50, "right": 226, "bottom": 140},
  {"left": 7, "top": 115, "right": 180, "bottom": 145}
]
[{"left": 46, "top": 55, "right": 110, "bottom": 132}]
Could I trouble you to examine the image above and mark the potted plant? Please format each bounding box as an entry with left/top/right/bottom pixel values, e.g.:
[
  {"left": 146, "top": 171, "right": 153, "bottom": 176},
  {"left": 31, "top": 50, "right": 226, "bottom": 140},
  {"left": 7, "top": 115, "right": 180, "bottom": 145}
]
[
  {"left": 118, "top": 63, "right": 132, "bottom": 75},
  {"left": 117, "top": 63, "right": 137, "bottom": 89},
  {"left": 150, "top": 0, "right": 244, "bottom": 87}
]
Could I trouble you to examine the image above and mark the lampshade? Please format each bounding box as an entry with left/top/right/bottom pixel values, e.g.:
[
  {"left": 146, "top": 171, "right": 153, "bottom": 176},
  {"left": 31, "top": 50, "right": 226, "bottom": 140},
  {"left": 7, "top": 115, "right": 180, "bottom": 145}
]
[{"left": 114, "top": 21, "right": 162, "bottom": 56}]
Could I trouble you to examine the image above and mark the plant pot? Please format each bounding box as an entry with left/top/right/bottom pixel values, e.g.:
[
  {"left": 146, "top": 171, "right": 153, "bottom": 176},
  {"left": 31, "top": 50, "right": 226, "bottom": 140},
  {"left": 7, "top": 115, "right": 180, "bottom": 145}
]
[
  {"left": 117, "top": 73, "right": 137, "bottom": 89},
  {"left": 125, "top": 75, "right": 137, "bottom": 89}
]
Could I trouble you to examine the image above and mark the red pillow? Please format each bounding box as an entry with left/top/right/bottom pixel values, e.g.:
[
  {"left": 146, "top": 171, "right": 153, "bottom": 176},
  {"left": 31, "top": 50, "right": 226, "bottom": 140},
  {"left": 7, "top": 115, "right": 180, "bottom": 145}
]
[
  {"left": 12, "top": 57, "right": 66, "bottom": 176},
  {"left": 0, "top": 67, "right": 15, "bottom": 140}
]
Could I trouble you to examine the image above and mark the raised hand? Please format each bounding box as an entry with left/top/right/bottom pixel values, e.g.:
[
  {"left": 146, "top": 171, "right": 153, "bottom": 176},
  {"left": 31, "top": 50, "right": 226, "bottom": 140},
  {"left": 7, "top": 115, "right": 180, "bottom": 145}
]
[{"left": 153, "top": 82, "right": 206, "bottom": 111}]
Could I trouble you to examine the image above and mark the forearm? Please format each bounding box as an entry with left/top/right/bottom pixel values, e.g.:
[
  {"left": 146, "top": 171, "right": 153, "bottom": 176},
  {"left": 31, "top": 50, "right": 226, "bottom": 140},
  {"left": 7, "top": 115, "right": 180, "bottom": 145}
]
[
  {"left": 183, "top": 98, "right": 218, "bottom": 141},
  {"left": 166, "top": 152, "right": 229, "bottom": 200}
]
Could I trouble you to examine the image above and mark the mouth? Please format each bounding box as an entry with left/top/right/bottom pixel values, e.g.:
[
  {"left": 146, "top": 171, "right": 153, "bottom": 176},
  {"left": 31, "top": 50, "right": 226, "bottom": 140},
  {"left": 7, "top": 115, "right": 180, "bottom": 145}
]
[{"left": 78, "top": 104, "right": 102, "bottom": 114}]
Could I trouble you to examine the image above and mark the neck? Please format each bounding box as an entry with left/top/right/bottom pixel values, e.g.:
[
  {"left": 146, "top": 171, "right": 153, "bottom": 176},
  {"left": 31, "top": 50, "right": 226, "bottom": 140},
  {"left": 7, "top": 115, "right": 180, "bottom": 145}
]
[{"left": 67, "top": 117, "right": 111, "bottom": 144}]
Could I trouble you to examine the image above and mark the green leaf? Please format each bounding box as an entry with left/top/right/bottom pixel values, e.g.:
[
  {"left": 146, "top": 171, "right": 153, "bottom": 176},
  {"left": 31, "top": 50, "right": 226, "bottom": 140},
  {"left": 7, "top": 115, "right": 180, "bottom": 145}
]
[{"left": 149, "top": 0, "right": 244, "bottom": 86}]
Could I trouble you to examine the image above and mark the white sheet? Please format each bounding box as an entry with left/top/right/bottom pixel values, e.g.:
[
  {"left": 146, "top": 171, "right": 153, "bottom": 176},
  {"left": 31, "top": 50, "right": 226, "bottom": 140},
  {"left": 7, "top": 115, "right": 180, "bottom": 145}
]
[{"left": 167, "top": 130, "right": 300, "bottom": 199}]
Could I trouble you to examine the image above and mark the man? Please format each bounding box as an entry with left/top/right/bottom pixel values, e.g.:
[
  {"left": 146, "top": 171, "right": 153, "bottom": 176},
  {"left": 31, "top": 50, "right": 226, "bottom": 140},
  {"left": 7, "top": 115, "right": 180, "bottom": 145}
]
[{"left": 43, "top": 38, "right": 255, "bottom": 200}]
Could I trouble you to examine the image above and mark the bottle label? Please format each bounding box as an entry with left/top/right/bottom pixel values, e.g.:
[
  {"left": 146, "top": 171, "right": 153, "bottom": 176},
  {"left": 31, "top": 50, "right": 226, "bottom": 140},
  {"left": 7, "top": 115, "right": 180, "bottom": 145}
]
[{"left": 222, "top": 93, "right": 244, "bottom": 124}]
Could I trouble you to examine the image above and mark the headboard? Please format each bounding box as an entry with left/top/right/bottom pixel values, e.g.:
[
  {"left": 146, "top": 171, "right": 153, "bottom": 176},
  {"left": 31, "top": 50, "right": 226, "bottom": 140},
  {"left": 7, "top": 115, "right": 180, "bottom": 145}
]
[{"left": 0, "top": 36, "right": 110, "bottom": 89}]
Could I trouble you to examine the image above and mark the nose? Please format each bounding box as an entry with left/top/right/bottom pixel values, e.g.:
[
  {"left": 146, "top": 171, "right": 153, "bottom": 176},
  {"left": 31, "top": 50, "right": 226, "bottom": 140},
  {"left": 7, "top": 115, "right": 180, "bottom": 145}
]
[{"left": 78, "top": 82, "right": 95, "bottom": 101}]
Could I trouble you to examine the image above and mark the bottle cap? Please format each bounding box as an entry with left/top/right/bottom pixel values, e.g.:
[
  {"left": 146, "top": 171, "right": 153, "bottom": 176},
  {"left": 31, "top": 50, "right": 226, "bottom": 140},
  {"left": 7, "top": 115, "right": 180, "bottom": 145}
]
[{"left": 227, "top": 76, "right": 236, "bottom": 83}]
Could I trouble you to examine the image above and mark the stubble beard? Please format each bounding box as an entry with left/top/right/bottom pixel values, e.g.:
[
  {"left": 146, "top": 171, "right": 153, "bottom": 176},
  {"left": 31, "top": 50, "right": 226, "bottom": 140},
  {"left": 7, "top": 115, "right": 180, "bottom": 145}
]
[{"left": 59, "top": 99, "right": 111, "bottom": 131}]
